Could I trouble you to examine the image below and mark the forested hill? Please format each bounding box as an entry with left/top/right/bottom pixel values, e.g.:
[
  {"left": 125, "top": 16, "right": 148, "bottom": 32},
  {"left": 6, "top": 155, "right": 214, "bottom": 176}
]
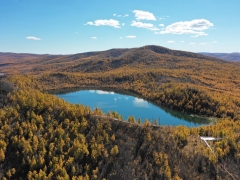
[
  {"left": 199, "top": 52, "right": 240, "bottom": 62},
  {"left": 0, "top": 45, "right": 240, "bottom": 119},
  {"left": 0, "top": 45, "right": 220, "bottom": 63},
  {"left": 1, "top": 45, "right": 240, "bottom": 179},
  {"left": 0, "top": 52, "right": 55, "bottom": 64},
  {"left": 0, "top": 45, "right": 226, "bottom": 75}
]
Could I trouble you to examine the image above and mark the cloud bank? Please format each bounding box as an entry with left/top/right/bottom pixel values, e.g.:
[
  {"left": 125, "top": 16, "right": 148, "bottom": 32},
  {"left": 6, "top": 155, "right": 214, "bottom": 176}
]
[{"left": 157, "top": 19, "right": 213, "bottom": 37}]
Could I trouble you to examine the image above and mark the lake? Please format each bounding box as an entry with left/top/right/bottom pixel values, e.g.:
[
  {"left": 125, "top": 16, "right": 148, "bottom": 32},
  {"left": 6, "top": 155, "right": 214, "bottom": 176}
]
[{"left": 57, "top": 89, "right": 211, "bottom": 127}]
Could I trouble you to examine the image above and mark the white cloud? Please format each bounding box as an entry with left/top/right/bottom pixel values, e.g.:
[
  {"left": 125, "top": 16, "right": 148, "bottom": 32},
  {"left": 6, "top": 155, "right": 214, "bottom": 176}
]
[
  {"left": 131, "top": 21, "right": 159, "bottom": 31},
  {"left": 86, "top": 19, "right": 121, "bottom": 28},
  {"left": 126, "top": 35, "right": 136, "bottom": 38},
  {"left": 159, "top": 17, "right": 165, "bottom": 20},
  {"left": 158, "top": 19, "right": 213, "bottom": 37},
  {"left": 87, "top": 22, "right": 93, "bottom": 25},
  {"left": 113, "top": 14, "right": 129, "bottom": 18},
  {"left": 132, "top": 10, "right": 156, "bottom": 20},
  {"left": 181, "top": 41, "right": 184, "bottom": 43},
  {"left": 212, "top": 41, "right": 217, "bottom": 43},
  {"left": 92, "top": 37, "right": 97, "bottom": 39},
  {"left": 159, "top": 24, "right": 164, "bottom": 27},
  {"left": 199, "top": 43, "right": 207, "bottom": 45},
  {"left": 26, "top": 36, "right": 41, "bottom": 40},
  {"left": 167, "top": 40, "right": 175, "bottom": 44},
  {"left": 190, "top": 43, "right": 196, "bottom": 45},
  {"left": 119, "top": 37, "right": 123, "bottom": 39},
  {"left": 191, "top": 32, "right": 208, "bottom": 38}
]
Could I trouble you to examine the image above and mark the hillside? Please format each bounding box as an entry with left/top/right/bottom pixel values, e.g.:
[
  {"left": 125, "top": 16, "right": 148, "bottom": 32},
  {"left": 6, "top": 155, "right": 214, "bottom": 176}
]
[
  {"left": 200, "top": 52, "right": 240, "bottom": 62},
  {"left": 0, "top": 45, "right": 225, "bottom": 74},
  {"left": 0, "top": 45, "right": 240, "bottom": 179},
  {"left": 0, "top": 53, "right": 62, "bottom": 74},
  {"left": 0, "top": 78, "right": 240, "bottom": 179},
  {"left": 0, "top": 45, "right": 240, "bottom": 119}
]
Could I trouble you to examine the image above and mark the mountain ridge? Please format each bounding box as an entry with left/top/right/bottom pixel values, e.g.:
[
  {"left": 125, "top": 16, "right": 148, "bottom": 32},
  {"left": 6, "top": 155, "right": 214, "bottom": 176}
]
[
  {"left": 0, "top": 45, "right": 231, "bottom": 75},
  {"left": 199, "top": 52, "right": 240, "bottom": 62},
  {"left": 1, "top": 46, "right": 239, "bottom": 64},
  {"left": 0, "top": 45, "right": 225, "bottom": 62}
]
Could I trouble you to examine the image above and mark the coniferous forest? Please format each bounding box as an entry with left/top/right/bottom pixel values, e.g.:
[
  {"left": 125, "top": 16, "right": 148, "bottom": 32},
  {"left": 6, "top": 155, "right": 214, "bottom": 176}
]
[{"left": 0, "top": 46, "right": 240, "bottom": 179}]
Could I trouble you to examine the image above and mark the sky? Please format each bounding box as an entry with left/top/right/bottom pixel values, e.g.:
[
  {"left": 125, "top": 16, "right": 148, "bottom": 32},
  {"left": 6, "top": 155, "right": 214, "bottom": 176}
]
[{"left": 1, "top": 0, "right": 240, "bottom": 54}]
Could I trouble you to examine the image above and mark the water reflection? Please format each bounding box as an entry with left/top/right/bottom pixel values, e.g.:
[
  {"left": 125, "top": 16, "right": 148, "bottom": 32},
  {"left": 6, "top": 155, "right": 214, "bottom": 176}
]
[
  {"left": 161, "top": 107, "right": 212, "bottom": 125},
  {"left": 54, "top": 88, "right": 212, "bottom": 127},
  {"left": 133, "top": 98, "right": 149, "bottom": 108},
  {"left": 90, "top": 90, "right": 115, "bottom": 95}
]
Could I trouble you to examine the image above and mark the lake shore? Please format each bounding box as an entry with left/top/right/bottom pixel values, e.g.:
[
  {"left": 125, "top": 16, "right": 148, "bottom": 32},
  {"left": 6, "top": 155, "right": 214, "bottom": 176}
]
[{"left": 56, "top": 88, "right": 213, "bottom": 127}]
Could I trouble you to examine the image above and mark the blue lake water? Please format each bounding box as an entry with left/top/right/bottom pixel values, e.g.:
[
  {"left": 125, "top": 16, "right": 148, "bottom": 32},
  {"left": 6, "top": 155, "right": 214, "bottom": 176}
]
[{"left": 57, "top": 89, "right": 211, "bottom": 127}]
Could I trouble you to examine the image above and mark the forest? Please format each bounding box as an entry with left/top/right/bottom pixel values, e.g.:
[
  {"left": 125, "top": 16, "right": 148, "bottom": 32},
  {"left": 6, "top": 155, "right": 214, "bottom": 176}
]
[{"left": 0, "top": 45, "right": 240, "bottom": 179}]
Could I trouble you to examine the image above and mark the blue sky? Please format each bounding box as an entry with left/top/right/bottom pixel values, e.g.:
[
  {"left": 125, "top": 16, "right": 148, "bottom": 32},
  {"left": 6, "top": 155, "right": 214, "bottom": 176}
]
[{"left": 1, "top": 0, "right": 240, "bottom": 54}]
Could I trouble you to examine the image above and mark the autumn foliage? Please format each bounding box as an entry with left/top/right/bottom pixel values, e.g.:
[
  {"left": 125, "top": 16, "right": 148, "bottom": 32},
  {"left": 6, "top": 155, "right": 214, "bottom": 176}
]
[{"left": 0, "top": 45, "right": 240, "bottom": 179}]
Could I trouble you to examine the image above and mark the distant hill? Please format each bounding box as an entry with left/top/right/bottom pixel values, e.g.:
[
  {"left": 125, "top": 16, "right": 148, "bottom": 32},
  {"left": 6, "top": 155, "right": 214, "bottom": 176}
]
[
  {"left": 0, "top": 52, "right": 53, "bottom": 62},
  {"left": 1, "top": 45, "right": 239, "bottom": 113},
  {"left": 199, "top": 52, "right": 240, "bottom": 62},
  {"left": 0, "top": 45, "right": 227, "bottom": 74},
  {"left": 0, "top": 45, "right": 239, "bottom": 101}
]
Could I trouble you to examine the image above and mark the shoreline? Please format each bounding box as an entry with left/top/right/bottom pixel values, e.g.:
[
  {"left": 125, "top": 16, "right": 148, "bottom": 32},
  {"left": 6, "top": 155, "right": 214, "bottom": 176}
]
[{"left": 48, "top": 86, "right": 215, "bottom": 126}]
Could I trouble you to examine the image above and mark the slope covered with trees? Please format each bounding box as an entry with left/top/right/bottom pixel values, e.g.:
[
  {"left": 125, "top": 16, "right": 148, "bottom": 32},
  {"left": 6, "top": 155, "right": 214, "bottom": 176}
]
[
  {"left": 0, "top": 78, "right": 240, "bottom": 179},
  {"left": 1, "top": 45, "right": 239, "bottom": 119},
  {"left": 0, "top": 45, "right": 240, "bottom": 179}
]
